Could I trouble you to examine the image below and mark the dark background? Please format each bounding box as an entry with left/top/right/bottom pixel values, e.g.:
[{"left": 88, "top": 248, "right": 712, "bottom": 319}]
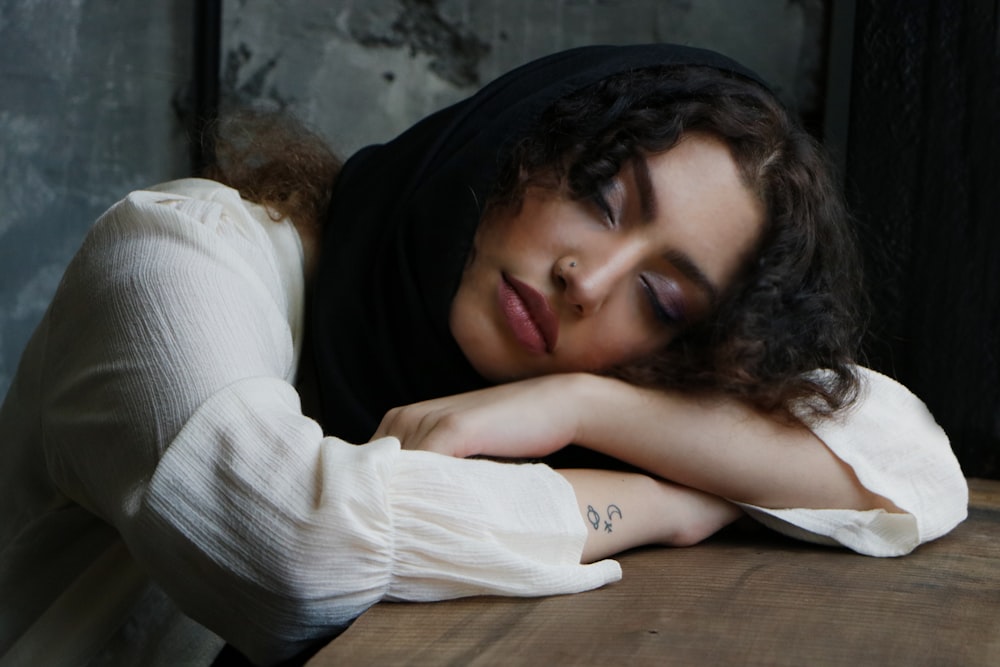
[{"left": 845, "top": 0, "right": 999, "bottom": 478}]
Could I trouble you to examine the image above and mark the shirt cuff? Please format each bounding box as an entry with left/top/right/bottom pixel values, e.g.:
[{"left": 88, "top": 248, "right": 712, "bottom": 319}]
[{"left": 383, "top": 443, "right": 622, "bottom": 601}]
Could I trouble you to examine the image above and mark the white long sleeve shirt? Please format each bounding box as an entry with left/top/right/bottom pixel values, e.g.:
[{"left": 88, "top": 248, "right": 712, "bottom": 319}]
[{"left": 0, "top": 179, "right": 968, "bottom": 666}]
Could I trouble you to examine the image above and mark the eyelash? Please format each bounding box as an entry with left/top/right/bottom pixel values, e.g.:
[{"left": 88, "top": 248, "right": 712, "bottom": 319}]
[
  {"left": 590, "top": 185, "right": 619, "bottom": 228},
  {"left": 640, "top": 274, "right": 686, "bottom": 326},
  {"left": 590, "top": 193, "right": 614, "bottom": 227}
]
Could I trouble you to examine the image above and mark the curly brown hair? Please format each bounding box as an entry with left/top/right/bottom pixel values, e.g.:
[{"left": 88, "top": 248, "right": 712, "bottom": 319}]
[
  {"left": 490, "top": 66, "right": 866, "bottom": 420},
  {"left": 200, "top": 109, "right": 342, "bottom": 236}
]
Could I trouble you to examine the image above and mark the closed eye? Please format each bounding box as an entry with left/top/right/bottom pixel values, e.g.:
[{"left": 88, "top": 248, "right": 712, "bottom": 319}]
[
  {"left": 590, "top": 191, "right": 616, "bottom": 228},
  {"left": 640, "top": 273, "right": 687, "bottom": 326},
  {"left": 589, "top": 179, "right": 624, "bottom": 228}
]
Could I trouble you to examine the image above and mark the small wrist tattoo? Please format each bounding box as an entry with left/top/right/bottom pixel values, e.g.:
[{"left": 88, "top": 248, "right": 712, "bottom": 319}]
[
  {"left": 587, "top": 503, "right": 623, "bottom": 533},
  {"left": 586, "top": 505, "right": 601, "bottom": 530}
]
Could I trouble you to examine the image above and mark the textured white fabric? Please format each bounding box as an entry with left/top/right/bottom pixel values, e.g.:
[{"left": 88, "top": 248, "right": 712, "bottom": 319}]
[
  {"left": 0, "top": 179, "right": 967, "bottom": 666},
  {"left": 0, "top": 179, "right": 617, "bottom": 667},
  {"left": 737, "top": 368, "right": 968, "bottom": 557}
]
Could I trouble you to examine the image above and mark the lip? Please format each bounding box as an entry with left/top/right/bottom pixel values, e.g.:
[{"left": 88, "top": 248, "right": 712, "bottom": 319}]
[{"left": 498, "top": 273, "right": 559, "bottom": 354}]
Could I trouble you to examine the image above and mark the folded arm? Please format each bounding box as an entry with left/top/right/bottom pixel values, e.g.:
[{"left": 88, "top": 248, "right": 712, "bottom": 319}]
[
  {"left": 378, "top": 369, "right": 968, "bottom": 555},
  {"left": 378, "top": 372, "right": 886, "bottom": 510},
  {"left": 569, "top": 374, "right": 899, "bottom": 512}
]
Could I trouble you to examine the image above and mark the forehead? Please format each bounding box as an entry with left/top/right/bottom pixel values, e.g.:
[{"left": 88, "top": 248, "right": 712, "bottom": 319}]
[{"left": 642, "top": 134, "right": 765, "bottom": 292}]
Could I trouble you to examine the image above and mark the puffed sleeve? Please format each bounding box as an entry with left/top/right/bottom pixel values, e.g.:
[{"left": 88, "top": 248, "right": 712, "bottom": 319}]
[
  {"left": 38, "top": 182, "right": 620, "bottom": 665},
  {"left": 735, "top": 367, "right": 969, "bottom": 557}
]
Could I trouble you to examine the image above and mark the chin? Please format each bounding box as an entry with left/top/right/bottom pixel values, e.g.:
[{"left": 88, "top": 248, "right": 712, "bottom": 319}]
[
  {"left": 478, "top": 358, "right": 542, "bottom": 385},
  {"left": 481, "top": 365, "right": 529, "bottom": 384}
]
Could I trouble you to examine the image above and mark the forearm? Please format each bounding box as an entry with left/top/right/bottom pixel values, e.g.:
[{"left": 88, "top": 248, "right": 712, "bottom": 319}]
[
  {"left": 557, "top": 468, "right": 743, "bottom": 562},
  {"left": 378, "top": 373, "right": 897, "bottom": 515},
  {"left": 569, "top": 374, "right": 898, "bottom": 513}
]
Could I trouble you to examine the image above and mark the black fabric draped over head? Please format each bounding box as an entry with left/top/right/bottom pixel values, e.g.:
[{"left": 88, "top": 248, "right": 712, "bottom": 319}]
[{"left": 312, "top": 43, "right": 769, "bottom": 443}]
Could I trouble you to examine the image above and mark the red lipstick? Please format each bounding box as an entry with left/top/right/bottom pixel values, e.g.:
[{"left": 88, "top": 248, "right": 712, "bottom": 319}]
[{"left": 498, "top": 273, "right": 559, "bottom": 354}]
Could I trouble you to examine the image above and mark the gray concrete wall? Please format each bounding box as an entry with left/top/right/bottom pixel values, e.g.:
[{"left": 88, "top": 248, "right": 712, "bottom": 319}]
[
  {"left": 0, "top": 0, "right": 194, "bottom": 396},
  {"left": 222, "top": 0, "right": 826, "bottom": 158},
  {"left": 0, "top": 0, "right": 824, "bottom": 401}
]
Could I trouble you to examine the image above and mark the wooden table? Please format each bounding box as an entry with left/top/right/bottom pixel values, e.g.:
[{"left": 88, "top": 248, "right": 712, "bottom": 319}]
[{"left": 308, "top": 479, "right": 1000, "bottom": 666}]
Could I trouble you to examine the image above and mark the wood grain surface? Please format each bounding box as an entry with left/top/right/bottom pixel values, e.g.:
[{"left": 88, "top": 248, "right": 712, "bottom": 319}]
[{"left": 308, "top": 478, "right": 1000, "bottom": 666}]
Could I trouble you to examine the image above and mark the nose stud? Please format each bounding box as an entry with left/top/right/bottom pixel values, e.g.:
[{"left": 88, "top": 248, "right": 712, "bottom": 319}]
[{"left": 556, "top": 258, "right": 577, "bottom": 281}]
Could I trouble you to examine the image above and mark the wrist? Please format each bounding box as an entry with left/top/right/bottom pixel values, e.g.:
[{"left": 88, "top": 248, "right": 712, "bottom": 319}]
[
  {"left": 558, "top": 373, "right": 610, "bottom": 445},
  {"left": 564, "top": 373, "right": 643, "bottom": 450}
]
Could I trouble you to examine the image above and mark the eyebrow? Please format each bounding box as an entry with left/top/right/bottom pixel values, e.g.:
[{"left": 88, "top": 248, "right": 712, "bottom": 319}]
[
  {"left": 632, "top": 156, "right": 721, "bottom": 306},
  {"left": 664, "top": 249, "right": 720, "bottom": 306},
  {"left": 632, "top": 155, "right": 658, "bottom": 222}
]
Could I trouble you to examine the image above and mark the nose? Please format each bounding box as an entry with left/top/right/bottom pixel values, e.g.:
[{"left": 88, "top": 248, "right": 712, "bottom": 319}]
[{"left": 554, "top": 242, "right": 640, "bottom": 316}]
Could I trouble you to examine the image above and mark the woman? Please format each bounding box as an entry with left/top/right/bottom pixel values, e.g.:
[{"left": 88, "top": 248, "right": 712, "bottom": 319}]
[{"left": 0, "top": 44, "right": 966, "bottom": 666}]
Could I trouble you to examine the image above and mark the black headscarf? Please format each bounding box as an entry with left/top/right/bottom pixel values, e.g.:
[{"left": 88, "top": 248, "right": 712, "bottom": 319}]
[{"left": 312, "top": 43, "right": 768, "bottom": 443}]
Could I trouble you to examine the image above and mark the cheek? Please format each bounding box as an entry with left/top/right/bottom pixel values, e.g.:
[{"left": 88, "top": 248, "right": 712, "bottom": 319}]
[
  {"left": 449, "top": 264, "right": 494, "bottom": 366},
  {"left": 565, "top": 320, "right": 670, "bottom": 372}
]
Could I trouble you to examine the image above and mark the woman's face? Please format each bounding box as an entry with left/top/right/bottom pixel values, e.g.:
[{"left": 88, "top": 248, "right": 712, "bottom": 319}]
[{"left": 450, "top": 132, "right": 765, "bottom": 382}]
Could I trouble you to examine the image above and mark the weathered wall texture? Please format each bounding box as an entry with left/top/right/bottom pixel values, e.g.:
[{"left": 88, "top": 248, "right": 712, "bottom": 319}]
[
  {"left": 0, "top": 0, "right": 824, "bottom": 400},
  {"left": 222, "top": 0, "right": 826, "bottom": 157},
  {"left": 0, "top": 0, "right": 194, "bottom": 396}
]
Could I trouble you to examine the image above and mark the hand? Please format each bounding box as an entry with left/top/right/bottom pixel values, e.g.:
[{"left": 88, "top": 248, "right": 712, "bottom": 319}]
[{"left": 371, "top": 374, "right": 589, "bottom": 459}]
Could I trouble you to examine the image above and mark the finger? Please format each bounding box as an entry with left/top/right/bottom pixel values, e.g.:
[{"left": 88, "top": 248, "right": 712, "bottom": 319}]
[
  {"left": 381, "top": 407, "right": 439, "bottom": 451},
  {"left": 404, "top": 410, "right": 446, "bottom": 452},
  {"left": 372, "top": 406, "right": 410, "bottom": 443},
  {"left": 417, "top": 410, "right": 475, "bottom": 457},
  {"left": 371, "top": 409, "right": 394, "bottom": 441}
]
